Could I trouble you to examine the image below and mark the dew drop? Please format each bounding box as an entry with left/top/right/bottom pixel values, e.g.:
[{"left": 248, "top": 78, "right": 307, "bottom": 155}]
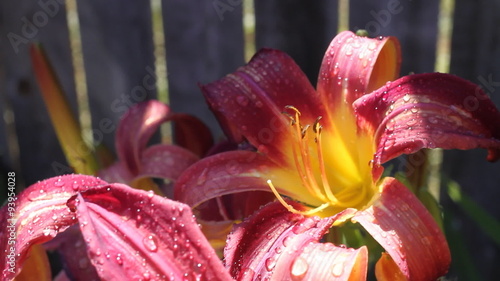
[
  {"left": 258, "top": 144, "right": 269, "bottom": 155},
  {"left": 421, "top": 236, "right": 431, "bottom": 245},
  {"left": 72, "top": 181, "right": 80, "bottom": 191},
  {"left": 236, "top": 95, "right": 249, "bottom": 107},
  {"left": 42, "top": 228, "right": 55, "bottom": 237},
  {"left": 368, "top": 42, "right": 377, "bottom": 50},
  {"left": 242, "top": 268, "right": 255, "bottom": 279},
  {"left": 282, "top": 236, "right": 293, "bottom": 247},
  {"left": 143, "top": 234, "right": 159, "bottom": 252},
  {"left": 116, "top": 254, "right": 123, "bottom": 265},
  {"left": 331, "top": 262, "right": 344, "bottom": 277},
  {"left": 428, "top": 116, "right": 438, "bottom": 124},
  {"left": 67, "top": 198, "right": 80, "bottom": 212},
  {"left": 147, "top": 190, "right": 154, "bottom": 198},
  {"left": 403, "top": 94, "right": 411, "bottom": 102},
  {"left": 265, "top": 257, "right": 276, "bottom": 271},
  {"left": 54, "top": 179, "right": 64, "bottom": 187},
  {"left": 291, "top": 257, "right": 308, "bottom": 280}
]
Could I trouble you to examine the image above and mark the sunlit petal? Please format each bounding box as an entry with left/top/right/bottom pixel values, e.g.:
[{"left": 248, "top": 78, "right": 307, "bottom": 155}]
[
  {"left": 353, "top": 177, "right": 450, "bottom": 280},
  {"left": 354, "top": 73, "right": 500, "bottom": 165},
  {"left": 225, "top": 201, "right": 365, "bottom": 280},
  {"left": 201, "top": 48, "right": 325, "bottom": 164},
  {"left": 317, "top": 30, "right": 401, "bottom": 108},
  {"left": 174, "top": 150, "right": 324, "bottom": 209}
]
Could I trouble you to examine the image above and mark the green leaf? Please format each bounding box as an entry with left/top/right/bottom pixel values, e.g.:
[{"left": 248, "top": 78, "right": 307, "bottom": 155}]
[
  {"left": 447, "top": 180, "right": 500, "bottom": 247},
  {"left": 443, "top": 209, "right": 482, "bottom": 281}
]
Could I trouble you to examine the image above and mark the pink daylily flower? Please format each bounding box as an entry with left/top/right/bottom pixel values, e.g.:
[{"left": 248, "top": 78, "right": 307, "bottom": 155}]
[
  {"left": 175, "top": 31, "right": 500, "bottom": 279},
  {"left": 0, "top": 174, "right": 232, "bottom": 280},
  {"left": 98, "top": 100, "right": 212, "bottom": 194}
]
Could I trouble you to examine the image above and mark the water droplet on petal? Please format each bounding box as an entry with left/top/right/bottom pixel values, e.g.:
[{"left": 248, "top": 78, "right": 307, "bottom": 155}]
[
  {"left": 265, "top": 257, "right": 276, "bottom": 271},
  {"left": 236, "top": 95, "right": 249, "bottom": 107},
  {"left": 143, "top": 234, "right": 159, "bottom": 252},
  {"left": 147, "top": 190, "right": 154, "bottom": 198},
  {"left": 72, "top": 181, "right": 80, "bottom": 191},
  {"left": 331, "top": 262, "right": 345, "bottom": 277},
  {"left": 291, "top": 257, "right": 308, "bottom": 280},
  {"left": 403, "top": 94, "right": 411, "bottom": 103},
  {"left": 242, "top": 268, "right": 255, "bottom": 279}
]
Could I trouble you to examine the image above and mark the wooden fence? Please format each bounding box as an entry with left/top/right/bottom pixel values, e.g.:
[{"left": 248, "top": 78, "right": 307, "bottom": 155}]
[{"left": 1, "top": 0, "right": 499, "bottom": 279}]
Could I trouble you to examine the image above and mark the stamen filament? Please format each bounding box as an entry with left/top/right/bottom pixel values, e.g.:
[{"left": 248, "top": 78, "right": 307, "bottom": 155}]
[
  {"left": 285, "top": 106, "right": 327, "bottom": 202},
  {"left": 289, "top": 106, "right": 326, "bottom": 201},
  {"left": 267, "top": 180, "right": 331, "bottom": 215},
  {"left": 313, "top": 117, "right": 338, "bottom": 204}
]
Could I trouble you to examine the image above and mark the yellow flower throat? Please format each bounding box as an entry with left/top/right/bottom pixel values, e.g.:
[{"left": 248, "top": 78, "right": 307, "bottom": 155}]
[{"left": 268, "top": 105, "right": 375, "bottom": 217}]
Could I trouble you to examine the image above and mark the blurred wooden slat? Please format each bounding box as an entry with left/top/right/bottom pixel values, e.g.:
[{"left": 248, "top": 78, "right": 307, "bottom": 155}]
[
  {"left": 349, "top": 0, "right": 439, "bottom": 75},
  {"left": 0, "top": 0, "right": 76, "bottom": 186},
  {"left": 77, "top": 0, "right": 156, "bottom": 155},
  {"left": 162, "top": 0, "right": 245, "bottom": 138},
  {"left": 445, "top": 0, "right": 500, "bottom": 278},
  {"left": 254, "top": 0, "right": 338, "bottom": 84}
]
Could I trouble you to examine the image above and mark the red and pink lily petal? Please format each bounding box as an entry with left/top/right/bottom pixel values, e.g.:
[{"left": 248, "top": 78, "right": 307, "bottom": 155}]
[
  {"left": 0, "top": 174, "right": 231, "bottom": 280},
  {"left": 225, "top": 201, "right": 367, "bottom": 280},
  {"left": 98, "top": 100, "right": 211, "bottom": 194}
]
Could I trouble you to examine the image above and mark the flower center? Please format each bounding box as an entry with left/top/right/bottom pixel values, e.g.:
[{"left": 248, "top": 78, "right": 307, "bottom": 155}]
[{"left": 268, "top": 105, "right": 375, "bottom": 216}]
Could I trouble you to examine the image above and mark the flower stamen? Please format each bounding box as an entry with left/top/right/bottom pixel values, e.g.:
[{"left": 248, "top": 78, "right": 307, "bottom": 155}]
[
  {"left": 313, "top": 117, "right": 339, "bottom": 204},
  {"left": 283, "top": 106, "right": 327, "bottom": 202},
  {"left": 267, "top": 179, "right": 330, "bottom": 215}
]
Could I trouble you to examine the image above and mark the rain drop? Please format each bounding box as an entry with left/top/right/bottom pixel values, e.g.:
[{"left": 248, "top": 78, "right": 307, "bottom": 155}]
[
  {"left": 242, "top": 268, "right": 255, "bottom": 279},
  {"left": 331, "top": 262, "right": 344, "bottom": 277},
  {"left": 236, "top": 95, "right": 249, "bottom": 107},
  {"left": 290, "top": 257, "right": 308, "bottom": 280},
  {"left": 265, "top": 257, "right": 276, "bottom": 271},
  {"left": 147, "top": 190, "right": 154, "bottom": 198},
  {"left": 143, "top": 234, "right": 159, "bottom": 252},
  {"left": 72, "top": 181, "right": 80, "bottom": 191},
  {"left": 403, "top": 94, "right": 411, "bottom": 103}
]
